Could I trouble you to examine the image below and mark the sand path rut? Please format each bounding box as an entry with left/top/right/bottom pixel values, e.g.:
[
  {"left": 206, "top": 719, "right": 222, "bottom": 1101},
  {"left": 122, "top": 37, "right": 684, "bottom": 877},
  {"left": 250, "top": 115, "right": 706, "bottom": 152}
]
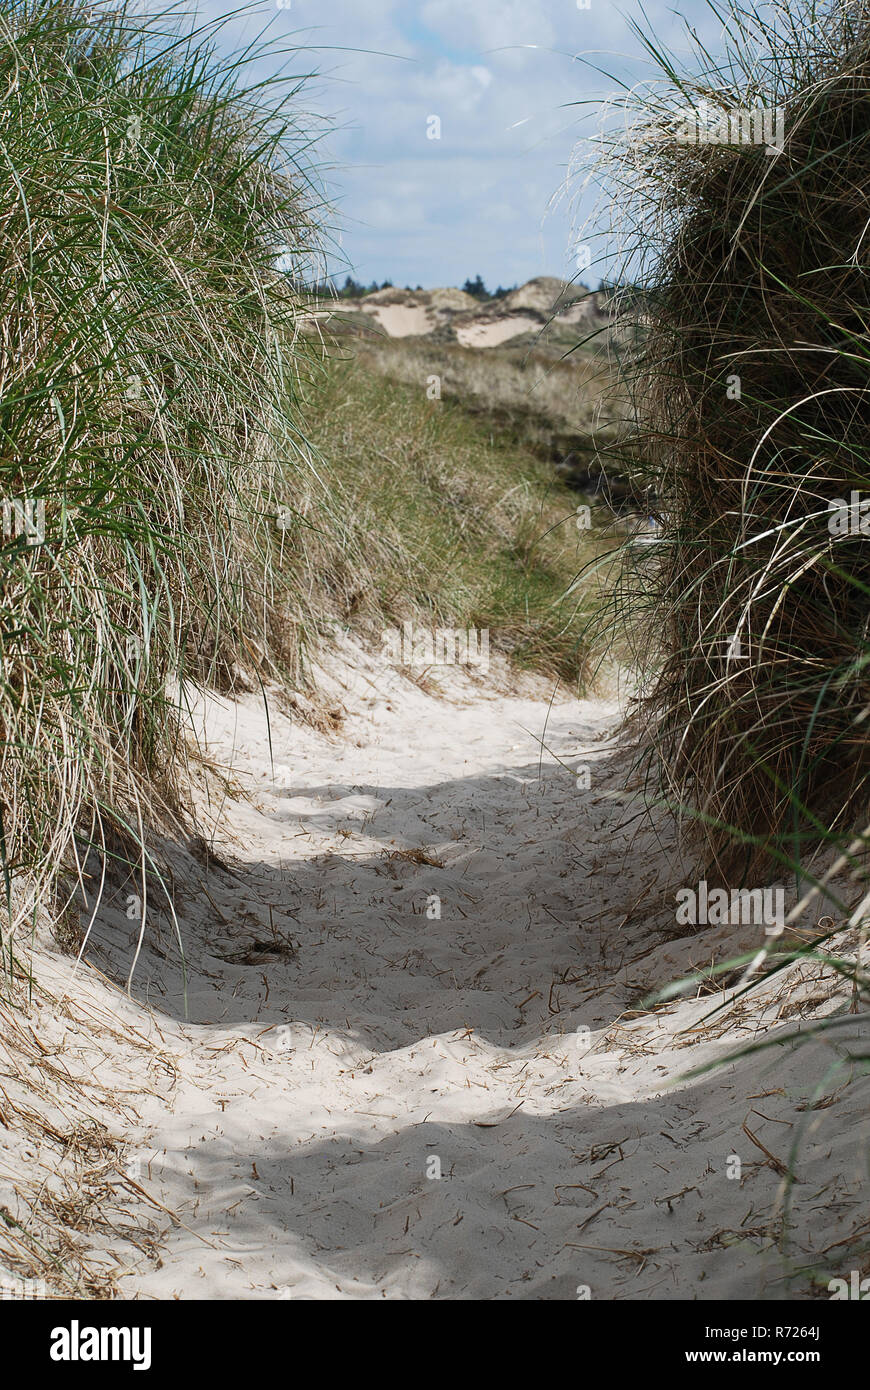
[{"left": 67, "top": 645, "right": 867, "bottom": 1300}]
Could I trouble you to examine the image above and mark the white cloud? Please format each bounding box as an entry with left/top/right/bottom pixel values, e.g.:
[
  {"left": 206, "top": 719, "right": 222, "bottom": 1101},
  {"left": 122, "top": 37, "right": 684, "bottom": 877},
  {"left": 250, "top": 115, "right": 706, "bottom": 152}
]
[
  {"left": 420, "top": 0, "right": 557, "bottom": 60},
  {"left": 183, "top": 1, "right": 733, "bottom": 286}
]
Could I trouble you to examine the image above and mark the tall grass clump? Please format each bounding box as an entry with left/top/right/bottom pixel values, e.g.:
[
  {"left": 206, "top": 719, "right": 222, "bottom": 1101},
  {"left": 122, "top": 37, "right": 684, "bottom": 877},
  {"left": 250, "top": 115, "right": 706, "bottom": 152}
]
[
  {"left": 0, "top": 0, "right": 322, "bottom": 958},
  {"left": 585, "top": 0, "right": 870, "bottom": 882}
]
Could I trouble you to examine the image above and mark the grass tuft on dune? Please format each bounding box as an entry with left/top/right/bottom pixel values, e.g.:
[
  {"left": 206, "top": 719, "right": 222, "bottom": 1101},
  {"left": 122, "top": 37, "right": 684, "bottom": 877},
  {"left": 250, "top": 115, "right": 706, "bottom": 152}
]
[
  {"left": 0, "top": 0, "right": 322, "bottom": 958},
  {"left": 588, "top": 0, "right": 870, "bottom": 884}
]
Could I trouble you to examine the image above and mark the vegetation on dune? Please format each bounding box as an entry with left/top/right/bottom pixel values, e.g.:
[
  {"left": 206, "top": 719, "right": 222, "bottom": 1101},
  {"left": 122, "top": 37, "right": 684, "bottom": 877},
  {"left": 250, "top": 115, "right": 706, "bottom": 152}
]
[
  {"left": 590, "top": 0, "right": 870, "bottom": 890},
  {"left": 327, "top": 330, "right": 629, "bottom": 494},
  {"left": 293, "top": 343, "right": 605, "bottom": 684},
  {"left": 0, "top": 0, "right": 322, "bottom": 959}
]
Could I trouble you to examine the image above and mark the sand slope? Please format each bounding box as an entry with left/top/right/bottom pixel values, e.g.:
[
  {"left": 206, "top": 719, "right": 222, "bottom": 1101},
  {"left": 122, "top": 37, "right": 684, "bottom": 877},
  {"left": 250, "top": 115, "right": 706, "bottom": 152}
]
[{"left": 3, "top": 640, "right": 867, "bottom": 1300}]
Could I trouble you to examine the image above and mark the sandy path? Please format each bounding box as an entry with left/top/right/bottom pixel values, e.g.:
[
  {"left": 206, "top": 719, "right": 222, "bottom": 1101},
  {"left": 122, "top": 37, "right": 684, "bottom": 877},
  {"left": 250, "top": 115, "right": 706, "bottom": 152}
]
[{"left": 12, "top": 640, "right": 866, "bottom": 1300}]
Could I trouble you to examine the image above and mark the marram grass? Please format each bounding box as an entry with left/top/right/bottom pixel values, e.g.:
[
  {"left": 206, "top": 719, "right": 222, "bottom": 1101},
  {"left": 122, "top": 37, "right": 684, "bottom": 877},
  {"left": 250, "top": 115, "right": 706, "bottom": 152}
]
[
  {"left": 585, "top": 0, "right": 870, "bottom": 884},
  {"left": 0, "top": 0, "right": 323, "bottom": 965}
]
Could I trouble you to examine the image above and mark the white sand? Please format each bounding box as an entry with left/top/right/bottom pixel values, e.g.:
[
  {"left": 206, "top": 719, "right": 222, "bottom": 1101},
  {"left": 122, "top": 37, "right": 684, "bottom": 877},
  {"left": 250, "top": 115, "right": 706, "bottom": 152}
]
[
  {"left": 361, "top": 304, "right": 433, "bottom": 337},
  {"left": 2, "top": 639, "right": 868, "bottom": 1300},
  {"left": 455, "top": 316, "right": 539, "bottom": 348}
]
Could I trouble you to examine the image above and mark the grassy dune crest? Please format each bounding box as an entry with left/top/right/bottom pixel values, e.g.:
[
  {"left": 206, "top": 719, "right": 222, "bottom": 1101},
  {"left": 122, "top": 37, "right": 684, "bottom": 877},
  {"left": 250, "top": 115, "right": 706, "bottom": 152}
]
[
  {"left": 0, "top": 0, "right": 319, "bottom": 953},
  {"left": 297, "top": 345, "right": 604, "bottom": 684},
  {"left": 593, "top": 0, "right": 870, "bottom": 880}
]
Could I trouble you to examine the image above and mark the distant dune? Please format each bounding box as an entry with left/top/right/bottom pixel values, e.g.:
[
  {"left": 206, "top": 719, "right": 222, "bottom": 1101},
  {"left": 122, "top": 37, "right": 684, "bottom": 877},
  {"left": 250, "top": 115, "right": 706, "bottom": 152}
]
[{"left": 325, "top": 275, "right": 611, "bottom": 347}]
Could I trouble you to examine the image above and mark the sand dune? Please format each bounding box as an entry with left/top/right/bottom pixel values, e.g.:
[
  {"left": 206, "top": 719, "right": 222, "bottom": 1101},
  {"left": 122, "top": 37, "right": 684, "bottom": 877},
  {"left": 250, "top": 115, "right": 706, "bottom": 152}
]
[
  {"left": 455, "top": 315, "right": 540, "bottom": 348},
  {"left": 361, "top": 303, "right": 434, "bottom": 338},
  {"left": 2, "top": 640, "right": 866, "bottom": 1300},
  {"left": 339, "top": 277, "right": 610, "bottom": 347}
]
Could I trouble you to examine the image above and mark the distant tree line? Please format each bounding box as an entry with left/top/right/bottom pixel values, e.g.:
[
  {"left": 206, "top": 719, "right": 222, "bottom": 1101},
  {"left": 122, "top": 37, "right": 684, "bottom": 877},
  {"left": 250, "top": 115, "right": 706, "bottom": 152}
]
[
  {"left": 300, "top": 276, "right": 416, "bottom": 298},
  {"left": 335, "top": 276, "right": 408, "bottom": 297},
  {"left": 461, "top": 275, "right": 515, "bottom": 302},
  {"left": 295, "top": 275, "right": 519, "bottom": 300},
  {"left": 293, "top": 269, "right": 648, "bottom": 302}
]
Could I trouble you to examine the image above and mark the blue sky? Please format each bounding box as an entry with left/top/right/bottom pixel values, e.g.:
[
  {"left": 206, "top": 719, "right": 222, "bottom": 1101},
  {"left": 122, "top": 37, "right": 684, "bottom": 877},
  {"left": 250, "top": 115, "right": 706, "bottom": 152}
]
[{"left": 193, "top": 0, "right": 724, "bottom": 289}]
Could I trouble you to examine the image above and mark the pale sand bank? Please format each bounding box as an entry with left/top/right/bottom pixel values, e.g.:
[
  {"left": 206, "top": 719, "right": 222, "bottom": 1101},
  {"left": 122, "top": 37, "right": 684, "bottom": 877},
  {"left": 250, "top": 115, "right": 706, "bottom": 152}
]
[{"left": 1, "top": 640, "right": 866, "bottom": 1299}]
